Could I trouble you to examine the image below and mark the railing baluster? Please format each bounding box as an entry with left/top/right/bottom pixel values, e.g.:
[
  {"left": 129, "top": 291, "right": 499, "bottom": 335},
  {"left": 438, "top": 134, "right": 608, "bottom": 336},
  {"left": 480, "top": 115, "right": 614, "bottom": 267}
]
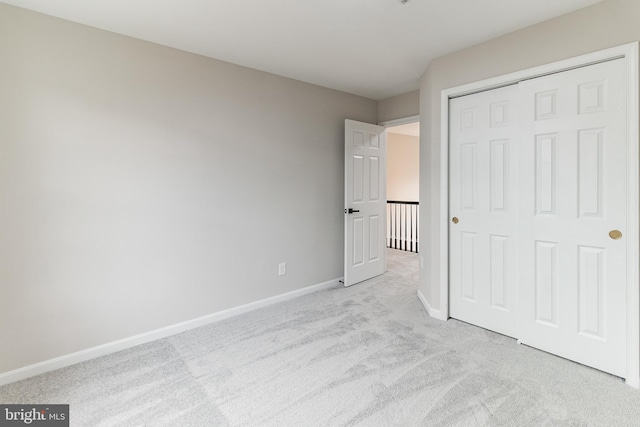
[
  {"left": 404, "top": 205, "right": 407, "bottom": 251},
  {"left": 388, "top": 204, "right": 392, "bottom": 248},
  {"left": 413, "top": 205, "right": 416, "bottom": 253},
  {"left": 391, "top": 203, "right": 395, "bottom": 249},
  {"left": 401, "top": 203, "right": 404, "bottom": 251},
  {"left": 391, "top": 203, "right": 394, "bottom": 249},
  {"left": 392, "top": 203, "right": 396, "bottom": 250},
  {"left": 393, "top": 203, "right": 400, "bottom": 249},
  {"left": 410, "top": 205, "right": 413, "bottom": 253},
  {"left": 416, "top": 204, "right": 419, "bottom": 253}
]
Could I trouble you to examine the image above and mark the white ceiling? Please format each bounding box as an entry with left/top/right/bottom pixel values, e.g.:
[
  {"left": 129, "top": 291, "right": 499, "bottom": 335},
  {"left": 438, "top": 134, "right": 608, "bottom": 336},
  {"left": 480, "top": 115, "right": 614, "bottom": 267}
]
[{"left": 1, "top": 0, "right": 603, "bottom": 100}]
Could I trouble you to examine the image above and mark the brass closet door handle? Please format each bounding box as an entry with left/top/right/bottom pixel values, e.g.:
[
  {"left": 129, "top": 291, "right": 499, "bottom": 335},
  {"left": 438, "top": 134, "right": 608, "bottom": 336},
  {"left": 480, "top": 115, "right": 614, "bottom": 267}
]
[
  {"left": 452, "top": 217, "right": 459, "bottom": 224},
  {"left": 609, "top": 230, "right": 622, "bottom": 240}
]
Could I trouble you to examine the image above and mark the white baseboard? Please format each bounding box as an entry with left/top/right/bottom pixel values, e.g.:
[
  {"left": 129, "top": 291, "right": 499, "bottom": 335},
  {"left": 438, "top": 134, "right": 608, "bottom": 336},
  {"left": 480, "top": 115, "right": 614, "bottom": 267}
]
[
  {"left": 417, "top": 289, "right": 447, "bottom": 321},
  {"left": 0, "top": 277, "right": 342, "bottom": 387}
]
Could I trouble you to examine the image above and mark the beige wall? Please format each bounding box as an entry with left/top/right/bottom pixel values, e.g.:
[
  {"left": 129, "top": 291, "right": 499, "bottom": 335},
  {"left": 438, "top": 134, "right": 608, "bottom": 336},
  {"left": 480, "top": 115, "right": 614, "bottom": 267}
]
[
  {"left": 419, "top": 0, "right": 640, "bottom": 309},
  {"left": 0, "top": 4, "right": 377, "bottom": 374},
  {"left": 387, "top": 133, "right": 419, "bottom": 202},
  {"left": 378, "top": 90, "right": 420, "bottom": 123}
]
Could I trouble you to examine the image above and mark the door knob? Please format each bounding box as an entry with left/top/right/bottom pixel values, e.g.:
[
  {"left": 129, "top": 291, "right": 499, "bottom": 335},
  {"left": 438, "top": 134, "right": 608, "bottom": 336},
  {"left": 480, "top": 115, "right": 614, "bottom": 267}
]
[
  {"left": 452, "top": 217, "right": 459, "bottom": 224},
  {"left": 609, "top": 230, "right": 622, "bottom": 240},
  {"left": 345, "top": 208, "right": 360, "bottom": 214}
]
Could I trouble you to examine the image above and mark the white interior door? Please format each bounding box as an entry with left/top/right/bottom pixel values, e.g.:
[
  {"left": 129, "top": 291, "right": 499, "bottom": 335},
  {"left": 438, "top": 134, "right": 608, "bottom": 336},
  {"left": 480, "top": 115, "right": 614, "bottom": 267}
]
[
  {"left": 344, "top": 119, "right": 386, "bottom": 287},
  {"left": 518, "top": 59, "right": 627, "bottom": 377},
  {"left": 449, "top": 85, "right": 520, "bottom": 338}
]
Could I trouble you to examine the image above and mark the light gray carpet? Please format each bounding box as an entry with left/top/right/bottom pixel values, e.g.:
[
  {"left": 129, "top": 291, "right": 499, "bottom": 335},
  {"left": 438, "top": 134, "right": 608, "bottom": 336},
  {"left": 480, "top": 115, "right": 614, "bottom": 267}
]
[{"left": 2, "top": 249, "right": 640, "bottom": 426}]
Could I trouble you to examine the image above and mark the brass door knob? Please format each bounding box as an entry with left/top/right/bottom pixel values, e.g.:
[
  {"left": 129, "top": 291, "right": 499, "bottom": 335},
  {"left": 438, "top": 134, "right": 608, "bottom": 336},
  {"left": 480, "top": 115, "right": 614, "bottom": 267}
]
[
  {"left": 609, "top": 230, "right": 622, "bottom": 240},
  {"left": 452, "top": 217, "right": 459, "bottom": 224}
]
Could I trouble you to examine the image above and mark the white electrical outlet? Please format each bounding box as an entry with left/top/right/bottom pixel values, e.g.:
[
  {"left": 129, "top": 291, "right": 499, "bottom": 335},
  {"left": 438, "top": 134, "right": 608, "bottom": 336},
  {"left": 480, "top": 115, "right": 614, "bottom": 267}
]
[{"left": 278, "top": 262, "right": 286, "bottom": 276}]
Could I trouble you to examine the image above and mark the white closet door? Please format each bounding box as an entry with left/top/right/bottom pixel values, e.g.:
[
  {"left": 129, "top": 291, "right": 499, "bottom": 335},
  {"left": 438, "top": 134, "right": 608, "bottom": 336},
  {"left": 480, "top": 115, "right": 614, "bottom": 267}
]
[
  {"left": 518, "top": 59, "right": 627, "bottom": 377},
  {"left": 449, "top": 85, "right": 519, "bottom": 338}
]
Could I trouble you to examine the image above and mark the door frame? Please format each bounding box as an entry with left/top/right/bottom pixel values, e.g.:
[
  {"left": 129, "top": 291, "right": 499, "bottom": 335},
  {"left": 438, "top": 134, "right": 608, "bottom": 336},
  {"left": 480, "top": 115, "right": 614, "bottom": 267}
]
[
  {"left": 379, "top": 115, "right": 420, "bottom": 128},
  {"left": 438, "top": 42, "right": 640, "bottom": 387},
  {"left": 379, "top": 114, "right": 420, "bottom": 258}
]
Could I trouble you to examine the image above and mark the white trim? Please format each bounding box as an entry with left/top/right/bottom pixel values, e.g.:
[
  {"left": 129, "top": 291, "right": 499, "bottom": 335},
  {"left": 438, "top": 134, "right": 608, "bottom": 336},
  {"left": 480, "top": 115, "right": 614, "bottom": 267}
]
[
  {"left": 417, "top": 290, "right": 446, "bottom": 321},
  {"left": 624, "top": 42, "right": 640, "bottom": 389},
  {"left": 439, "top": 42, "right": 640, "bottom": 388},
  {"left": 0, "top": 277, "right": 342, "bottom": 387},
  {"left": 379, "top": 115, "right": 420, "bottom": 127},
  {"left": 439, "top": 94, "right": 450, "bottom": 320}
]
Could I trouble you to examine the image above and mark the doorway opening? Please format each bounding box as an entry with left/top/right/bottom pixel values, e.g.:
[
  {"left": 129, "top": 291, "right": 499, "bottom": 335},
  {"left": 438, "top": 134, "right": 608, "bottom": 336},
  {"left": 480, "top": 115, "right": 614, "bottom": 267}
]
[
  {"left": 343, "top": 116, "right": 420, "bottom": 287},
  {"left": 384, "top": 118, "right": 419, "bottom": 254}
]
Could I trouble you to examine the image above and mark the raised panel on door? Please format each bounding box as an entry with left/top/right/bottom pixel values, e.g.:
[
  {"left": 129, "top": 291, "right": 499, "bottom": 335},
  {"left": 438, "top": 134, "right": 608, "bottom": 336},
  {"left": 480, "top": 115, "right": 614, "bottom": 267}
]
[
  {"left": 535, "top": 134, "right": 558, "bottom": 216},
  {"left": 578, "top": 129, "right": 604, "bottom": 218},
  {"left": 578, "top": 245, "right": 605, "bottom": 339},
  {"left": 490, "top": 140, "right": 509, "bottom": 212},
  {"left": 449, "top": 84, "right": 519, "bottom": 338},
  {"left": 489, "top": 234, "right": 508, "bottom": 309},
  {"left": 352, "top": 155, "right": 364, "bottom": 203},
  {"left": 344, "top": 120, "right": 386, "bottom": 287},
  {"left": 460, "top": 143, "right": 477, "bottom": 211},
  {"left": 460, "top": 231, "right": 477, "bottom": 301},
  {"left": 534, "top": 240, "right": 558, "bottom": 326},
  {"left": 518, "top": 58, "right": 627, "bottom": 377}
]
